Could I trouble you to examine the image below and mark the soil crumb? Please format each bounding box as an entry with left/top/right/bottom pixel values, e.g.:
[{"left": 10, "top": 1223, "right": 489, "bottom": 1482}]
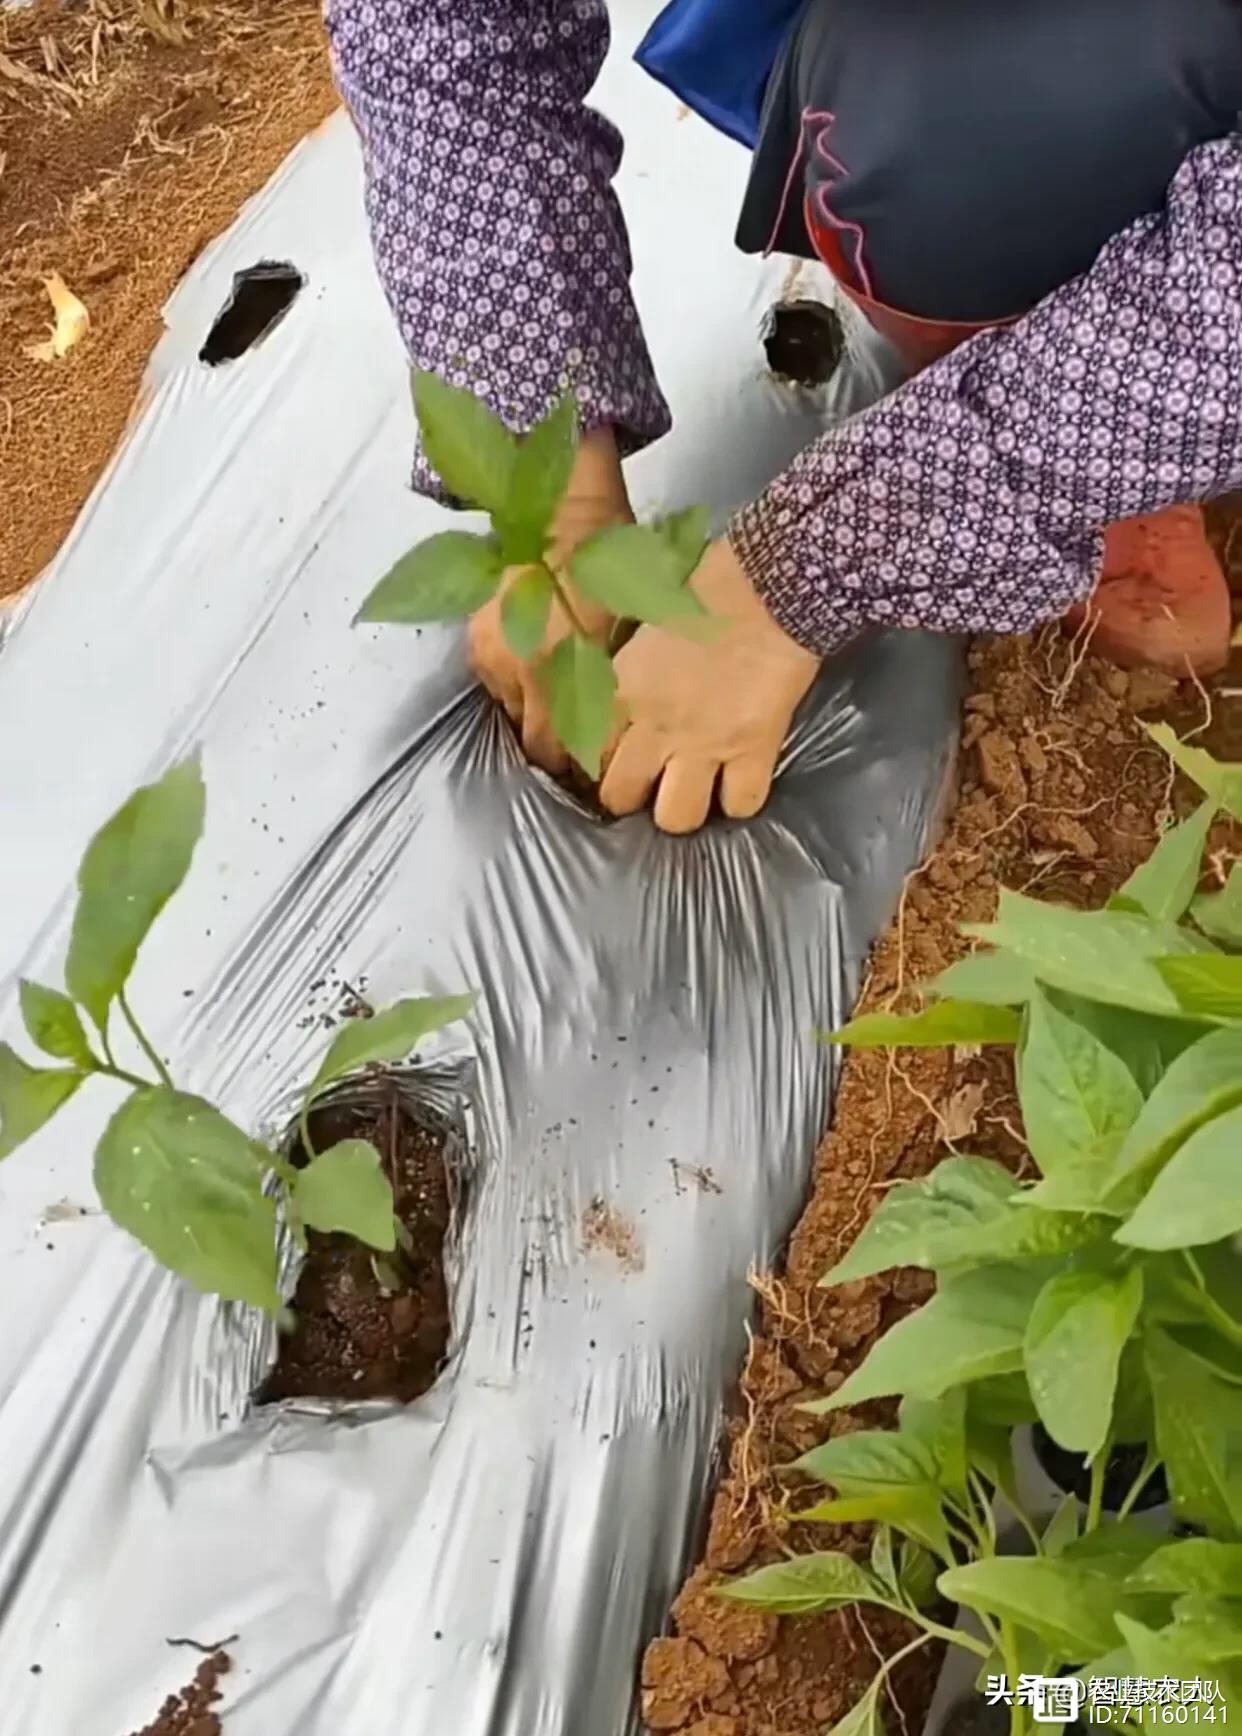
[
  {"left": 128, "top": 1650, "right": 230, "bottom": 1736},
  {"left": 582, "top": 1195, "right": 645, "bottom": 1273},
  {"left": 0, "top": 0, "right": 337, "bottom": 599},
  {"left": 645, "top": 607, "right": 1242, "bottom": 1735},
  {"left": 262, "top": 1093, "right": 455, "bottom": 1404}
]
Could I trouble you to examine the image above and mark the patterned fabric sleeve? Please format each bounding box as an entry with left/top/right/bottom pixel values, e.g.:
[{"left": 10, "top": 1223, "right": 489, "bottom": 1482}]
[
  {"left": 324, "top": 0, "right": 670, "bottom": 499},
  {"left": 732, "top": 135, "right": 1242, "bottom": 655}
]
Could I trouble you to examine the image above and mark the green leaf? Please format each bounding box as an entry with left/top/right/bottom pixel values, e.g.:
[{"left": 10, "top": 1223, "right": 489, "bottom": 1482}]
[
  {"left": 897, "top": 1542, "right": 938, "bottom": 1610},
  {"left": 1062, "top": 1517, "right": 1163, "bottom": 1574},
  {"left": 870, "top": 1526, "right": 898, "bottom": 1596},
  {"left": 938, "top": 1556, "right": 1126, "bottom": 1659},
  {"left": 1156, "top": 954, "right": 1242, "bottom": 1021},
  {"left": 1146, "top": 724, "right": 1242, "bottom": 824},
  {"left": 65, "top": 757, "right": 206, "bottom": 1031},
  {"left": 540, "top": 633, "right": 616, "bottom": 778},
  {"left": 1041, "top": 1495, "right": 1081, "bottom": 1558},
  {"left": 410, "top": 371, "right": 516, "bottom": 512},
  {"left": 796, "top": 1429, "right": 938, "bottom": 1489},
  {"left": 964, "top": 889, "right": 1217, "bottom": 1017},
  {"left": 94, "top": 1089, "right": 278, "bottom": 1310},
  {"left": 808, "top": 1267, "right": 1040, "bottom": 1413},
  {"left": 0, "top": 1043, "right": 83, "bottom": 1160},
  {"left": 1024, "top": 1266, "right": 1144, "bottom": 1456},
  {"left": 1046, "top": 993, "right": 1206, "bottom": 1097},
  {"left": 499, "top": 566, "right": 554, "bottom": 659},
  {"left": 964, "top": 1413, "right": 1021, "bottom": 1508},
  {"left": 1192, "top": 865, "right": 1242, "bottom": 947},
  {"left": 1117, "top": 1103, "right": 1242, "bottom": 1249},
  {"left": 796, "top": 1490, "right": 951, "bottom": 1558},
  {"left": 308, "top": 994, "right": 475, "bottom": 1100},
  {"left": 356, "top": 531, "right": 504, "bottom": 625},
  {"left": 1129, "top": 1540, "right": 1242, "bottom": 1598},
  {"left": 825, "top": 1676, "right": 885, "bottom": 1736},
  {"left": 1166, "top": 1597, "right": 1242, "bottom": 1661},
  {"left": 19, "top": 981, "right": 95, "bottom": 1067},
  {"left": 717, "top": 1552, "right": 886, "bottom": 1615},
  {"left": 899, "top": 1388, "right": 969, "bottom": 1495},
  {"left": 1118, "top": 801, "right": 1216, "bottom": 922},
  {"left": 829, "top": 1001, "right": 1021, "bottom": 1049},
  {"left": 1018, "top": 989, "right": 1144, "bottom": 1181},
  {"left": 1105, "top": 1026, "right": 1242, "bottom": 1212},
  {"left": 821, "top": 1155, "right": 1107, "bottom": 1286},
  {"left": 928, "top": 949, "right": 1039, "bottom": 1007},
  {"left": 1146, "top": 1327, "right": 1242, "bottom": 1536},
  {"left": 499, "top": 393, "right": 578, "bottom": 558},
  {"left": 570, "top": 524, "right": 708, "bottom": 629},
  {"left": 653, "top": 506, "right": 711, "bottom": 580},
  {"left": 291, "top": 1139, "right": 396, "bottom": 1252}
]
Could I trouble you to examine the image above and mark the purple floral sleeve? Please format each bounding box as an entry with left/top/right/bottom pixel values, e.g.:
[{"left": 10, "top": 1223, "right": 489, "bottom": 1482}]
[
  {"left": 324, "top": 0, "right": 670, "bottom": 498},
  {"left": 732, "top": 136, "right": 1242, "bottom": 654}
]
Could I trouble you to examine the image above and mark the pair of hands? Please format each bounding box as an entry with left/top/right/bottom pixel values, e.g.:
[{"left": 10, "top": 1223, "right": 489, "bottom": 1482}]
[{"left": 468, "top": 430, "right": 821, "bottom": 833}]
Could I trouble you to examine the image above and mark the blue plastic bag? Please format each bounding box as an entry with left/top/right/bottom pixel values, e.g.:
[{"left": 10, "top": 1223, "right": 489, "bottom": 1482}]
[{"left": 634, "top": 0, "right": 805, "bottom": 148}]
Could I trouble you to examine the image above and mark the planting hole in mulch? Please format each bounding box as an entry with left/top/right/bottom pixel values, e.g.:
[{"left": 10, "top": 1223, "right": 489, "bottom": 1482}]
[
  {"left": 1032, "top": 1423, "right": 1169, "bottom": 1514},
  {"left": 259, "top": 1088, "right": 458, "bottom": 1405},
  {"left": 127, "top": 1649, "right": 231, "bottom": 1736},
  {"left": 198, "top": 260, "right": 304, "bottom": 365},
  {"left": 763, "top": 298, "right": 845, "bottom": 387}
]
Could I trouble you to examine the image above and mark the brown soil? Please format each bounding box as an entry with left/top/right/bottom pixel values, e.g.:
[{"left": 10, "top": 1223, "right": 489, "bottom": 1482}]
[
  {"left": 261, "top": 1094, "right": 456, "bottom": 1405},
  {"left": 127, "top": 1649, "right": 230, "bottom": 1735},
  {"left": 644, "top": 539, "right": 1242, "bottom": 1736},
  {"left": 0, "top": 0, "right": 337, "bottom": 598}
]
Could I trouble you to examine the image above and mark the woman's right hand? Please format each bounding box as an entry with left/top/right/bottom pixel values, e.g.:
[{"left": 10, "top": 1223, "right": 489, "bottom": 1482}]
[{"left": 468, "top": 425, "right": 632, "bottom": 775}]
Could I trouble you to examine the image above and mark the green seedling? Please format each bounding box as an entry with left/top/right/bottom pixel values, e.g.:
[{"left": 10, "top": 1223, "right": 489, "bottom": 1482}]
[
  {"left": 726, "top": 731, "right": 1242, "bottom": 1733},
  {"left": 0, "top": 758, "right": 474, "bottom": 1313},
  {"left": 356, "top": 373, "right": 713, "bottom": 778}
]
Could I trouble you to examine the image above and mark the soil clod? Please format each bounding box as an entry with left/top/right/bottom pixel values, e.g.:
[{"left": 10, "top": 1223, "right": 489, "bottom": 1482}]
[{"left": 127, "top": 1649, "right": 230, "bottom": 1736}]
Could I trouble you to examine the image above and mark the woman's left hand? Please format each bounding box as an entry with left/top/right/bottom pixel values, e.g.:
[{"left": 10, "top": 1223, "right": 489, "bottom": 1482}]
[{"left": 599, "top": 538, "right": 821, "bottom": 834}]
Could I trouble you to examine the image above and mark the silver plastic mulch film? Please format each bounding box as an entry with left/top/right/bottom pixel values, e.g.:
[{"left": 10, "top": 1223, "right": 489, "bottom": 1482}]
[{"left": 0, "top": 12, "right": 961, "bottom": 1734}]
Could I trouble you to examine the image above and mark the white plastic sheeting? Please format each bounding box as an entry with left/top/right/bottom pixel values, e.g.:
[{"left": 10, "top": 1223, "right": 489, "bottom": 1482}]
[{"left": 0, "top": 12, "right": 960, "bottom": 1733}]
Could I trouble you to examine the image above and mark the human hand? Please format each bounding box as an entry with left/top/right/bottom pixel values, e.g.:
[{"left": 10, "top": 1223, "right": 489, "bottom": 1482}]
[
  {"left": 598, "top": 538, "right": 821, "bottom": 833},
  {"left": 468, "top": 425, "right": 632, "bottom": 774}
]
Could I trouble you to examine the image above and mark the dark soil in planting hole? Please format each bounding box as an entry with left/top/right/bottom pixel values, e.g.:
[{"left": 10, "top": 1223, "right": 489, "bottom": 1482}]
[
  {"left": 260, "top": 1095, "right": 454, "bottom": 1405},
  {"left": 1032, "top": 1423, "right": 1168, "bottom": 1514},
  {"left": 127, "top": 1650, "right": 230, "bottom": 1736},
  {"left": 763, "top": 298, "right": 845, "bottom": 387}
]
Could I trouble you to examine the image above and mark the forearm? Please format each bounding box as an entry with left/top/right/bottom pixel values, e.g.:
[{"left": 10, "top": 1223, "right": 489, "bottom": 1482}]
[
  {"left": 732, "top": 135, "right": 1242, "bottom": 654},
  {"left": 325, "top": 0, "right": 670, "bottom": 498}
]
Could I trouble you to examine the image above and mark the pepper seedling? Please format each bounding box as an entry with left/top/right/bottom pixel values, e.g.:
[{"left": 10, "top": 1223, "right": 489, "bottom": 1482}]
[
  {"left": 0, "top": 757, "right": 474, "bottom": 1313},
  {"left": 355, "top": 373, "right": 713, "bottom": 778}
]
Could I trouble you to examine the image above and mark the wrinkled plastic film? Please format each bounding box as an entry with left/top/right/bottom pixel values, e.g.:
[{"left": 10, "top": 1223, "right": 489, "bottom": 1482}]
[{"left": 0, "top": 13, "right": 961, "bottom": 1734}]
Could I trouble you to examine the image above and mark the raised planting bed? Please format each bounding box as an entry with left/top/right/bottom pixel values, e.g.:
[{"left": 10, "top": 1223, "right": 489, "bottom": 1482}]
[{"left": 643, "top": 596, "right": 1242, "bottom": 1736}]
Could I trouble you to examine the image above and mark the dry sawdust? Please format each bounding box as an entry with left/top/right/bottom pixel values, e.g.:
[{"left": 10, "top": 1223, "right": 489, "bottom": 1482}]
[
  {"left": 645, "top": 540, "right": 1242, "bottom": 1736},
  {"left": 583, "top": 1195, "right": 646, "bottom": 1273},
  {"left": 0, "top": 0, "right": 337, "bottom": 597}
]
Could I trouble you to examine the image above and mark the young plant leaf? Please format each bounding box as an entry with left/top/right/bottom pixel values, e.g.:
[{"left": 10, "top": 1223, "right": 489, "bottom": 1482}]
[
  {"left": 964, "top": 890, "right": 1214, "bottom": 1017},
  {"left": 570, "top": 524, "right": 708, "bottom": 629},
  {"left": 824, "top": 1675, "right": 885, "bottom": 1736},
  {"left": 1155, "top": 954, "right": 1242, "bottom": 1021},
  {"left": 1024, "top": 1266, "right": 1144, "bottom": 1456},
  {"left": 796, "top": 1489, "right": 951, "bottom": 1560},
  {"left": 291, "top": 1139, "right": 396, "bottom": 1252},
  {"left": 897, "top": 1542, "right": 938, "bottom": 1610},
  {"left": 356, "top": 532, "right": 504, "bottom": 624},
  {"left": 1106, "top": 1027, "right": 1242, "bottom": 1211},
  {"left": 1146, "top": 1327, "right": 1242, "bottom": 1537},
  {"left": 1052, "top": 994, "right": 1208, "bottom": 1096},
  {"left": 1018, "top": 988, "right": 1143, "bottom": 1176},
  {"left": 937, "top": 1557, "right": 1127, "bottom": 1659},
  {"left": 1041, "top": 1496, "right": 1081, "bottom": 1558},
  {"left": 19, "top": 981, "right": 95, "bottom": 1068},
  {"left": 1146, "top": 724, "right": 1242, "bottom": 824},
  {"left": 807, "top": 1266, "right": 1041, "bottom": 1413},
  {"left": 870, "top": 1526, "right": 898, "bottom": 1597},
  {"left": 498, "top": 393, "right": 578, "bottom": 558},
  {"left": 499, "top": 566, "right": 554, "bottom": 659},
  {"left": 928, "top": 949, "right": 1039, "bottom": 1007},
  {"left": 307, "top": 994, "right": 476, "bottom": 1100},
  {"left": 717, "top": 1552, "right": 886, "bottom": 1615},
  {"left": 1115, "top": 1102, "right": 1242, "bottom": 1248},
  {"left": 0, "top": 1044, "right": 83, "bottom": 1160},
  {"left": 1192, "top": 864, "right": 1242, "bottom": 947},
  {"left": 410, "top": 371, "right": 516, "bottom": 513},
  {"left": 795, "top": 1430, "right": 938, "bottom": 1491},
  {"left": 821, "top": 1155, "right": 1107, "bottom": 1286},
  {"left": 1129, "top": 1539, "right": 1242, "bottom": 1598},
  {"left": 65, "top": 757, "right": 206, "bottom": 1031},
  {"left": 94, "top": 1089, "right": 279, "bottom": 1311},
  {"left": 1116, "top": 800, "right": 1216, "bottom": 922},
  {"left": 829, "top": 1001, "right": 1021, "bottom": 1049},
  {"left": 540, "top": 633, "right": 616, "bottom": 778},
  {"left": 652, "top": 506, "right": 711, "bottom": 580}
]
